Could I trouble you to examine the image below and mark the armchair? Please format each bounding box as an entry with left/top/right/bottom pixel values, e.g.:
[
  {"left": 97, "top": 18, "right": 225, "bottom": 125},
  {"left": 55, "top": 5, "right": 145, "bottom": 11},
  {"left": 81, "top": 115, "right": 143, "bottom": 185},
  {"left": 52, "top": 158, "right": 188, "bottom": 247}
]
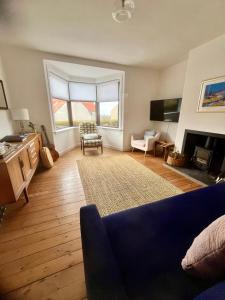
[
  {"left": 131, "top": 131, "right": 161, "bottom": 156},
  {"left": 79, "top": 122, "right": 103, "bottom": 155}
]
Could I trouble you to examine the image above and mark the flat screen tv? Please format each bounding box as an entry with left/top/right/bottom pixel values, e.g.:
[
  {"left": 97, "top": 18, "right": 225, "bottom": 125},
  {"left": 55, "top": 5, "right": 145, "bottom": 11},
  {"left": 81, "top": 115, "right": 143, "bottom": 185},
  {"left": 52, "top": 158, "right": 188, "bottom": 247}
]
[{"left": 150, "top": 98, "right": 182, "bottom": 122}]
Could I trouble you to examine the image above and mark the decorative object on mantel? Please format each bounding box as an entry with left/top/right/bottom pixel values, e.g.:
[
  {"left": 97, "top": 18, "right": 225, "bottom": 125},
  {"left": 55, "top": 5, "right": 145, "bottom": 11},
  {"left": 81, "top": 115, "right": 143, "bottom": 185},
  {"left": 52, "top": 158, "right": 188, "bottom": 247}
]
[
  {"left": 11, "top": 108, "right": 30, "bottom": 134},
  {"left": 0, "top": 80, "right": 8, "bottom": 110},
  {"left": 198, "top": 76, "right": 225, "bottom": 112},
  {"left": 167, "top": 151, "right": 186, "bottom": 167}
]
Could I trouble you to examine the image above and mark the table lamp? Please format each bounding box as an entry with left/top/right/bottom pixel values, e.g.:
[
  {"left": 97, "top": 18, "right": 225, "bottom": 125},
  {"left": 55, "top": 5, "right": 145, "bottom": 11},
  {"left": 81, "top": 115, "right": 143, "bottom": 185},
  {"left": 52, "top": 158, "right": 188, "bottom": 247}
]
[{"left": 11, "top": 108, "right": 30, "bottom": 134}]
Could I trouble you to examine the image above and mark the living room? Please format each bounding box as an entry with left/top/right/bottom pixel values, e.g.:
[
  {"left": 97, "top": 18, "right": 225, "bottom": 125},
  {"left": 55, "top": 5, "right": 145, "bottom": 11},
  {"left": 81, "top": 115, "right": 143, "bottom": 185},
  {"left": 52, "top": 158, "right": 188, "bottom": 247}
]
[{"left": 0, "top": 1, "right": 225, "bottom": 299}]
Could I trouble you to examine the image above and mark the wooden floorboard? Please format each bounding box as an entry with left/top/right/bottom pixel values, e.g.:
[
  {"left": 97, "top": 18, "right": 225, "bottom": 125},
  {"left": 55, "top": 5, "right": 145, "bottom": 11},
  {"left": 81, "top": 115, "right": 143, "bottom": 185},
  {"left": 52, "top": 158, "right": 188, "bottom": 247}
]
[{"left": 0, "top": 148, "right": 203, "bottom": 299}]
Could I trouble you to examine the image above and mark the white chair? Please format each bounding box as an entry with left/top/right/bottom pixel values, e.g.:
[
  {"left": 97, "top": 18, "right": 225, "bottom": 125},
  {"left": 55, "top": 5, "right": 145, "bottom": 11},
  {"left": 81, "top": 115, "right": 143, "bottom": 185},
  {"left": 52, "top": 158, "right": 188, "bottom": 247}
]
[{"left": 131, "top": 131, "right": 161, "bottom": 156}]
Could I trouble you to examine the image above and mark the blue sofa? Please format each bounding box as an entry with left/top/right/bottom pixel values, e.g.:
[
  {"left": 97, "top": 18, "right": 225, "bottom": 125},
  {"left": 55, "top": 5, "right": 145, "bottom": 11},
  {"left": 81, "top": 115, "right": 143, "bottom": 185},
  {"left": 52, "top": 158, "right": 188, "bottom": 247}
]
[{"left": 80, "top": 183, "right": 225, "bottom": 300}]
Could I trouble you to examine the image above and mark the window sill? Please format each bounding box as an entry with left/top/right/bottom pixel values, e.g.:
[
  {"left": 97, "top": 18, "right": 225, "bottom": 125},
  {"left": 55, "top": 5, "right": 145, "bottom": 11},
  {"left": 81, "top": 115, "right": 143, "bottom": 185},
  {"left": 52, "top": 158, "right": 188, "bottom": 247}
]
[
  {"left": 53, "top": 126, "right": 78, "bottom": 134},
  {"left": 97, "top": 126, "right": 123, "bottom": 131},
  {"left": 53, "top": 125, "right": 123, "bottom": 134}
]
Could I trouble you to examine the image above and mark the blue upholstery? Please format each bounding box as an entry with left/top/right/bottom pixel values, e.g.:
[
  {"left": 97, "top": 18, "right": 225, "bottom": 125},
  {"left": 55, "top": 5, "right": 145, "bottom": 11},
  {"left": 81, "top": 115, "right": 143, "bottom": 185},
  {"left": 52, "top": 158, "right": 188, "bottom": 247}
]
[
  {"left": 194, "top": 282, "right": 225, "bottom": 300},
  {"left": 80, "top": 183, "right": 225, "bottom": 300}
]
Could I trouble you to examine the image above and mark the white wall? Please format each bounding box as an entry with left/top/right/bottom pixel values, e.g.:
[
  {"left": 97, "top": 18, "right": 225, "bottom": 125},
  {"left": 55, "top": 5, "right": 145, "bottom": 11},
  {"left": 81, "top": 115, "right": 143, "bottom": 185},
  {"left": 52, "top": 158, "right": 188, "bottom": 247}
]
[
  {"left": 150, "top": 60, "right": 187, "bottom": 142},
  {"left": 0, "top": 57, "right": 13, "bottom": 139},
  {"left": 176, "top": 34, "right": 225, "bottom": 151},
  {"left": 121, "top": 68, "right": 160, "bottom": 149},
  {"left": 0, "top": 44, "right": 159, "bottom": 153}
]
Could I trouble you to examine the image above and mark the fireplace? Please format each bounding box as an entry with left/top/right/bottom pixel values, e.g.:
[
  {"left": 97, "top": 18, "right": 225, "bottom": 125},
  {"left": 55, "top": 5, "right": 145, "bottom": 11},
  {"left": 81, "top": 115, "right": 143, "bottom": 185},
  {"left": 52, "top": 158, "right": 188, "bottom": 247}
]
[
  {"left": 179, "top": 130, "right": 225, "bottom": 184},
  {"left": 192, "top": 146, "right": 213, "bottom": 170}
]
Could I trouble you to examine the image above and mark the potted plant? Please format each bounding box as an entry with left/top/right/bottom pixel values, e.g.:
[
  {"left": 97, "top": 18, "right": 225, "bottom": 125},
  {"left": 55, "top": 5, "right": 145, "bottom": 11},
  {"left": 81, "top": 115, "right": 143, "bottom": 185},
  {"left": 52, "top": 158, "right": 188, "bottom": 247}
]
[{"left": 167, "top": 150, "right": 186, "bottom": 167}]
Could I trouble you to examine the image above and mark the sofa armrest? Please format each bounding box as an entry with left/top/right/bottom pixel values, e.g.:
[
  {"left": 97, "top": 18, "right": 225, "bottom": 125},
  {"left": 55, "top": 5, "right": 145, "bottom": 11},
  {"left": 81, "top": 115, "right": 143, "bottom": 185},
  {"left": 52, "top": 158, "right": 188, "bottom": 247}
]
[{"left": 80, "top": 205, "right": 128, "bottom": 300}]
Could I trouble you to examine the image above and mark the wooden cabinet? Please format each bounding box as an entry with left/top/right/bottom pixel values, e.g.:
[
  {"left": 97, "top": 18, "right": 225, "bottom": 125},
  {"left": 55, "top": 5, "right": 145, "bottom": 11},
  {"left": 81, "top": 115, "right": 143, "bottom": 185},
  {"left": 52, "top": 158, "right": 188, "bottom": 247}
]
[{"left": 0, "top": 134, "right": 42, "bottom": 204}]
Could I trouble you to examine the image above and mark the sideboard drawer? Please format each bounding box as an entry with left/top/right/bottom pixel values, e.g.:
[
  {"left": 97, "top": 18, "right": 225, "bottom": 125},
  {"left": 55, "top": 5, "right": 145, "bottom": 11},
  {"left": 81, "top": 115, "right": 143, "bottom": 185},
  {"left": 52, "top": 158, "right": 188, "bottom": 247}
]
[{"left": 0, "top": 134, "right": 41, "bottom": 204}]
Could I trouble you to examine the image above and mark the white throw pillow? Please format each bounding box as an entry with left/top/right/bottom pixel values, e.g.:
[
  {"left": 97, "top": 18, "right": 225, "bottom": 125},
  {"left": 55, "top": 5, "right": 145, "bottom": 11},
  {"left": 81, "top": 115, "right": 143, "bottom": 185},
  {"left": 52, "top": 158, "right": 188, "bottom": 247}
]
[{"left": 144, "top": 130, "right": 156, "bottom": 140}]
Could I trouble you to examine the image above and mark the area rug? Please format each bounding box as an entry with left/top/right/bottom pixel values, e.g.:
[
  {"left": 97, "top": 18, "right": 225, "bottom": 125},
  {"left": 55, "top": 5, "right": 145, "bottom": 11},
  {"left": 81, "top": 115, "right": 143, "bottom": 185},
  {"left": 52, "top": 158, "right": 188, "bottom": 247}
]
[{"left": 77, "top": 155, "right": 182, "bottom": 216}]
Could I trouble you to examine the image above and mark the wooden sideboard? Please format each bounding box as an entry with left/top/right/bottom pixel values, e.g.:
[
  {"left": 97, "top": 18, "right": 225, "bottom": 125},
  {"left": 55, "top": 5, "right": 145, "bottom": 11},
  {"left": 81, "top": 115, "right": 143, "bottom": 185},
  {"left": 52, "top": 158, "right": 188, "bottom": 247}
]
[{"left": 0, "top": 134, "right": 42, "bottom": 205}]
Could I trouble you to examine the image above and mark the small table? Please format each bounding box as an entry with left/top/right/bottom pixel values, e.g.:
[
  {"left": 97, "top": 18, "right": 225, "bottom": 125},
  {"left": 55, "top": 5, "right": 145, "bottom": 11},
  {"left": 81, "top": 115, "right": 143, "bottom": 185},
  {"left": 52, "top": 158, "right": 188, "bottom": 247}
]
[{"left": 154, "top": 141, "right": 174, "bottom": 161}]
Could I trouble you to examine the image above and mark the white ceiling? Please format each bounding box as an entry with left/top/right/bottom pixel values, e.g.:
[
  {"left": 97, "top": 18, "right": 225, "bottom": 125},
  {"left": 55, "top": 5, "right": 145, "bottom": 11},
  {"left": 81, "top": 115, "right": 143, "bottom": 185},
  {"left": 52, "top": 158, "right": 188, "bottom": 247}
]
[
  {"left": 0, "top": 0, "right": 225, "bottom": 69},
  {"left": 47, "top": 60, "right": 122, "bottom": 79}
]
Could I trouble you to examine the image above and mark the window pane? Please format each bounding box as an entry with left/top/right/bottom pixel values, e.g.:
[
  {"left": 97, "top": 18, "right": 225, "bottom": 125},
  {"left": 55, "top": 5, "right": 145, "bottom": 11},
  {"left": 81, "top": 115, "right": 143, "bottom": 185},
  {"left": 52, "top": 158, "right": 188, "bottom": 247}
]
[
  {"left": 71, "top": 102, "right": 96, "bottom": 126},
  {"left": 69, "top": 82, "right": 96, "bottom": 101},
  {"left": 97, "top": 80, "right": 119, "bottom": 102},
  {"left": 49, "top": 75, "right": 69, "bottom": 100},
  {"left": 52, "top": 98, "right": 70, "bottom": 129},
  {"left": 99, "top": 101, "right": 119, "bottom": 128}
]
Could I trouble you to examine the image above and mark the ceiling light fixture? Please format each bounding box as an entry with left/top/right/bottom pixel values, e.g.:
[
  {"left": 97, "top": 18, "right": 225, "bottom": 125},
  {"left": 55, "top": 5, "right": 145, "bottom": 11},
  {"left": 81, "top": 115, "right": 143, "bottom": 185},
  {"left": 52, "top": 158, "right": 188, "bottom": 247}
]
[{"left": 112, "top": 0, "right": 135, "bottom": 23}]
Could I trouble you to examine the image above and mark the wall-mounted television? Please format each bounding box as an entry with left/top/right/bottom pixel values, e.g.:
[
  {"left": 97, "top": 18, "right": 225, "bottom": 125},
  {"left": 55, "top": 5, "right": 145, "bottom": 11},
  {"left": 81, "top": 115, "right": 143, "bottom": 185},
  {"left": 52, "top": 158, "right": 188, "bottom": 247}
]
[{"left": 150, "top": 98, "right": 182, "bottom": 123}]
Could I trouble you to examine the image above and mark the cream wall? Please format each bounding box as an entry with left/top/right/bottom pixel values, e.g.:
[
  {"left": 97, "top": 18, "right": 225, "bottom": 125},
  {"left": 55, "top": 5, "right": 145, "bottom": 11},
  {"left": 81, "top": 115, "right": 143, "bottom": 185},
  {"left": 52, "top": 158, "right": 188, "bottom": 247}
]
[
  {"left": 176, "top": 34, "right": 225, "bottom": 151},
  {"left": 0, "top": 44, "right": 159, "bottom": 153},
  {"left": 150, "top": 60, "right": 187, "bottom": 142},
  {"left": 123, "top": 68, "right": 160, "bottom": 149},
  {"left": 0, "top": 57, "right": 13, "bottom": 139}
]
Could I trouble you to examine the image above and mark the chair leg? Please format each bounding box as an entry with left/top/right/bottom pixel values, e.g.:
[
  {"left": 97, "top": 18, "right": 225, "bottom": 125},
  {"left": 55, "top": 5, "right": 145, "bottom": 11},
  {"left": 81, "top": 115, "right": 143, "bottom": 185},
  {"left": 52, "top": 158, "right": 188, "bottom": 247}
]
[
  {"left": 144, "top": 151, "right": 147, "bottom": 157},
  {"left": 101, "top": 144, "right": 103, "bottom": 154},
  {"left": 83, "top": 145, "right": 85, "bottom": 155},
  {"left": 132, "top": 147, "right": 134, "bottom": 152}
]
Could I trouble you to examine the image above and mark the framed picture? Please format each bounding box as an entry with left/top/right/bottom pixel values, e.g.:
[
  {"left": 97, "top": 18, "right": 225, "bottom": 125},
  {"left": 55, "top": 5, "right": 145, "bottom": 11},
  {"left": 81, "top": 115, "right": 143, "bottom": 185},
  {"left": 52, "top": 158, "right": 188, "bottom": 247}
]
[
  {"left": 198, "top": 76, "right": 225, "bottom": 112},
  {"left": 0, "top": 80, "right": 8, "bottom": 110}
]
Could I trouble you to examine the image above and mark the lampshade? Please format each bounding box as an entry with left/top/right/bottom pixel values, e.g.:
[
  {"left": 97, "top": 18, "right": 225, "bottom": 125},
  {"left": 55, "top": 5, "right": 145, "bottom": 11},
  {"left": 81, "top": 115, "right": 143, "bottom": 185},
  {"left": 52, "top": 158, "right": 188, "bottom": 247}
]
[{"left": 11, "top": 108, "right": 30, "bottom": 121}]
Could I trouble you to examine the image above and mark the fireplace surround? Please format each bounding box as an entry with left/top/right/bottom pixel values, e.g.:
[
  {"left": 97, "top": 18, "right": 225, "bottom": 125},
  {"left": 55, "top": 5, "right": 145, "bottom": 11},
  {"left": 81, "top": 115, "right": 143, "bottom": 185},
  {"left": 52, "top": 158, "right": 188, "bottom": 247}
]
[{"left": 178, "top": 129, "right": 225, "bottom": 184}]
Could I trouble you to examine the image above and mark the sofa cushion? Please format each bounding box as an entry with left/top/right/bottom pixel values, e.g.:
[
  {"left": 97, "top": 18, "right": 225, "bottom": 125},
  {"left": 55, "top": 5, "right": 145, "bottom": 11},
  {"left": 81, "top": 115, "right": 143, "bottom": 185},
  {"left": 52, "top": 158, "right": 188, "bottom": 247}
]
[
  {"left": 182, "top": 214, "right": 225, "bottom": 280},
  {"left": 83, "top": 133, "right": 99, "bottom": 140},
  {"left": 194, "top": 282, "right": 225, "bottom": 300}
]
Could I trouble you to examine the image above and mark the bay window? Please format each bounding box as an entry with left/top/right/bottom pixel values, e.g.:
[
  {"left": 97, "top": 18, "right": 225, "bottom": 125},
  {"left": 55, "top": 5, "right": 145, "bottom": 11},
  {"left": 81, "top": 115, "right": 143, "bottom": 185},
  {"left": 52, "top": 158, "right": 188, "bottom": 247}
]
[
  {"left": 49, "top": 74, "right": 70, "bottom": 130},
  {"left": 97, "top": 80, "right": 119, "bottom": 128},
  {"left": 52, "top": 98, "right": 70, "bottom": 129},
  {"left": 48, "top": 73, "right": 121, "bottom": 130},
  {"left": 71, "top": 101, "right": 96, "bottom": 126}
]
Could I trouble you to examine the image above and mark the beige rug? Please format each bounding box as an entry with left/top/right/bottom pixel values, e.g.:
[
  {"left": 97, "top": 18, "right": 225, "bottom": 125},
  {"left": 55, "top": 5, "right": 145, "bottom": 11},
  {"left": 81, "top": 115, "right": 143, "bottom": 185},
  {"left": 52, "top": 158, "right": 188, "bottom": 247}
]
[{"left": 77, "top": 155, "right": 182, "bottom": 216}]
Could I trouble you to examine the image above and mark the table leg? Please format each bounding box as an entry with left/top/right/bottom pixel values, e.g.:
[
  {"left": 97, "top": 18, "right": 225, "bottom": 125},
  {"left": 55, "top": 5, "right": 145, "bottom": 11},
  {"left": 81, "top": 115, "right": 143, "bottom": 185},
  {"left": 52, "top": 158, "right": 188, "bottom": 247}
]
[
  {"left": 164, "top": 148, "right": 168, "bottom": 161},
  {"left": 154, "top": 143, "right": 157, "bottom": 157}
]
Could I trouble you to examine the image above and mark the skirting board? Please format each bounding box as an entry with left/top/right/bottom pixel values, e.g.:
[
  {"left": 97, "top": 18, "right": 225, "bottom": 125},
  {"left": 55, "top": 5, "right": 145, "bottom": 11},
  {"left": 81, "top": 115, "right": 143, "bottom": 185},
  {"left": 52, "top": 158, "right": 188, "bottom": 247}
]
[
  {"left": 58, "top": 143, "right": 79, "bottom": 156},
  {"left": 103, "top": 143, "right": 124, "bottom": 151},
  {"left": 59, "top": 144, "right": 125, "bottom": 155},
  {"left": 163, "top": 163, "right": 207, "bottom": 187}
]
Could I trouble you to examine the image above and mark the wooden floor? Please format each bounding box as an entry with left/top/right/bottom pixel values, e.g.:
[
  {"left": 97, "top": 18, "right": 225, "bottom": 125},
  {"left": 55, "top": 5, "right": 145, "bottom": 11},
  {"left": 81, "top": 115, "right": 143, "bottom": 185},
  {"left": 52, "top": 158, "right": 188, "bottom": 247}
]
[{"left": 0, "top": 148, "right": 203, "bottom": 300}]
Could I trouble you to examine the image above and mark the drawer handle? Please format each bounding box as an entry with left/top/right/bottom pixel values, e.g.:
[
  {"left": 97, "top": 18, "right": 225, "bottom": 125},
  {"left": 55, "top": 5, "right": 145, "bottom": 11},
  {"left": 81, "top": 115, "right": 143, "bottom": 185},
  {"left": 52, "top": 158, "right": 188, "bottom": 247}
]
[{"left": 18, "top": 157, "right": 24, "bottom": 169}]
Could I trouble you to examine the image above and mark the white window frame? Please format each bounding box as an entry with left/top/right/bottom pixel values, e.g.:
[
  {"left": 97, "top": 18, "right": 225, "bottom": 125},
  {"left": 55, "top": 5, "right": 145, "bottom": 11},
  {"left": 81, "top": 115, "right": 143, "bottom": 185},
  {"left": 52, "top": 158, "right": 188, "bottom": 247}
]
[{"left": 44, "top": 62, "right": 124, "bottom": 132}]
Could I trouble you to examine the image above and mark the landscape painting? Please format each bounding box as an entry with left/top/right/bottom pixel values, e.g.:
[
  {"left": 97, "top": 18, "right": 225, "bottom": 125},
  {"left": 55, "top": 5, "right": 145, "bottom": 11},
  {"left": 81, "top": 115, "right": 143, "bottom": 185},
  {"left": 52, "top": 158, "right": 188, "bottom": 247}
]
[{"left": 198, "top": 77, "right": 225, "bottom": 112}]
